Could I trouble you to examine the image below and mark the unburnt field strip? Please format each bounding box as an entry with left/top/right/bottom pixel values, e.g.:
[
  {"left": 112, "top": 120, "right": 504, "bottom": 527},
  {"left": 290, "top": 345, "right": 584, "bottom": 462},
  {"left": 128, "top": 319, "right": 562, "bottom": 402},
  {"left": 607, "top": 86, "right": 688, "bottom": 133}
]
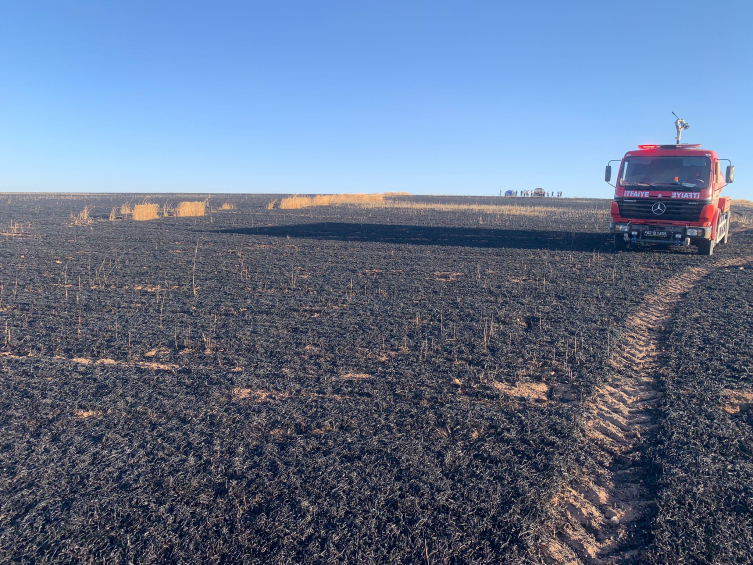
[{"left": 0, "top": 194, "right": 751, "bottom": 564}]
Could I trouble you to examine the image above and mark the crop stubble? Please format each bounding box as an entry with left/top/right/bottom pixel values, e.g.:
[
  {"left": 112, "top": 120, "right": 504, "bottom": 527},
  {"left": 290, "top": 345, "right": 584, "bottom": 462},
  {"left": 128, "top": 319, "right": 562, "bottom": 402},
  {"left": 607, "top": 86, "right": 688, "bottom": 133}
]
[
  {"left": 0, "top": 194, "right": 751, "bottom": 564},
  {"left": 552, "top": 252, "right": 753, "bottom": 564}
]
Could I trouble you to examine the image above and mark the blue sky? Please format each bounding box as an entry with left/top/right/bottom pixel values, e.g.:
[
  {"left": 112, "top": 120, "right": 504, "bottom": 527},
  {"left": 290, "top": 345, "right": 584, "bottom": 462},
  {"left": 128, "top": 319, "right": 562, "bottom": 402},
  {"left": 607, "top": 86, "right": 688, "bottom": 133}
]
[{"left": 1, "top": 1, "right": 751, "bottom": 198}]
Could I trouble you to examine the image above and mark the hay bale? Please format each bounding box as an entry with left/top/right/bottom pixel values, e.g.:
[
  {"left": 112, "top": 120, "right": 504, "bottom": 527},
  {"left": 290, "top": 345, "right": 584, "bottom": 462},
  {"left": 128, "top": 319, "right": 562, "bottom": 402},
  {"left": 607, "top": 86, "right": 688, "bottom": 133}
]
[
  {"left": 176, "top": 201, "right": 206, "bottom": 217},
  {"left": 133, "top": 204, "right": 160, "bottom": 221}
]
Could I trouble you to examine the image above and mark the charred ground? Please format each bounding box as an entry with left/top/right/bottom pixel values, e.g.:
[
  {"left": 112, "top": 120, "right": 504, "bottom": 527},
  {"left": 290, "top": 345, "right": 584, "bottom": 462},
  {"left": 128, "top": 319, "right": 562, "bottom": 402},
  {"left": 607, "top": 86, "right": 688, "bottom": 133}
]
[{"left": 0, "top": 195, "right": 751, "bottom": 564}]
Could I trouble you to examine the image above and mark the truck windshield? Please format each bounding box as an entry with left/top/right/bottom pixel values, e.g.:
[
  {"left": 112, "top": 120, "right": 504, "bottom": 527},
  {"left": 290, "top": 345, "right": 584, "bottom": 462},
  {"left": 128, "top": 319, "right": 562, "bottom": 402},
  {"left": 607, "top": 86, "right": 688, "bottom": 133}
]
[{"left": 620, "top": 156, "right": 710, "bottom": 188}]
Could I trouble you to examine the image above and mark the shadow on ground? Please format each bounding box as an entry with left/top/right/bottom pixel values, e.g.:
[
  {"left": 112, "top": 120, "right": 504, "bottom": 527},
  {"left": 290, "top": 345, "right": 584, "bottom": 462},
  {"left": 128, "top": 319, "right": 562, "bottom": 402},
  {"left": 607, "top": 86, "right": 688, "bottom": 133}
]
[{"left": 219, "top": 223, "right": 611, "bottom": 251}]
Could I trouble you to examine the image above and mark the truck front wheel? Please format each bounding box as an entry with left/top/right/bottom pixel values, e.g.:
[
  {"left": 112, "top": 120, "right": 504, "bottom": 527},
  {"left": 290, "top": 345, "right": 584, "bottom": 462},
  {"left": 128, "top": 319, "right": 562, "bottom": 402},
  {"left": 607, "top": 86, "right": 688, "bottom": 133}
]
[{"left": 698, "top": 238, "right": 715, "bottom": 256}]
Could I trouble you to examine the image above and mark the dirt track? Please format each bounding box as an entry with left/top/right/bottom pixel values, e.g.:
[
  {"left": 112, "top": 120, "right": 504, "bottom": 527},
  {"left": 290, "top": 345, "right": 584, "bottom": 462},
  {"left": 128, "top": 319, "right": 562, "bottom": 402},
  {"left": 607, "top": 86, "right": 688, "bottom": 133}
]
[{"left": 553, "top": 254, "right": 753, "bottom": 564}]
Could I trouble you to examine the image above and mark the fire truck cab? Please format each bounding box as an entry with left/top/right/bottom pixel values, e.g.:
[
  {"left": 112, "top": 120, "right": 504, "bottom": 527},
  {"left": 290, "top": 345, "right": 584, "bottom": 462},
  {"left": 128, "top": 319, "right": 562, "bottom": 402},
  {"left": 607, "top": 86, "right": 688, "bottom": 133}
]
[{"left": 605, "top": 116, "right": 735, "bottom": 255}]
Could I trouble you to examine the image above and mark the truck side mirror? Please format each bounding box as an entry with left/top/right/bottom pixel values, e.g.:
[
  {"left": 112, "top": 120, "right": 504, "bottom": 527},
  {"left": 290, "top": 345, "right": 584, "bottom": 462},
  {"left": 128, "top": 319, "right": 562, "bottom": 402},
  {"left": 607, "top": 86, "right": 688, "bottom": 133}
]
[
  {"left": 726, "top": 165, "right": 735, "bottom": 183},
  {"left": 605, "top": 165, "right": 612, "bottom": 183}
]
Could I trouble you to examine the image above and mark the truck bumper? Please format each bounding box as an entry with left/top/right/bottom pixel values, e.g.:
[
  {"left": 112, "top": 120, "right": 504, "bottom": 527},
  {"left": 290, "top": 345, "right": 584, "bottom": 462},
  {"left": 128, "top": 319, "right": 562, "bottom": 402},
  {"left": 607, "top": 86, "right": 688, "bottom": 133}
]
[{"left": 610, "top": 222, "right": 711, "bottom": 246}]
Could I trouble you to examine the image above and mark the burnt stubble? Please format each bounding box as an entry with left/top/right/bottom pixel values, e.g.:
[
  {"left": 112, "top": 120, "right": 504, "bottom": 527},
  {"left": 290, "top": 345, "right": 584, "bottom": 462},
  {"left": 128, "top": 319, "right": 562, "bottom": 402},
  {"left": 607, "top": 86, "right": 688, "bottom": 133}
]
[{"left": 1, "top": 194, "right": 751, "bottom": 564}]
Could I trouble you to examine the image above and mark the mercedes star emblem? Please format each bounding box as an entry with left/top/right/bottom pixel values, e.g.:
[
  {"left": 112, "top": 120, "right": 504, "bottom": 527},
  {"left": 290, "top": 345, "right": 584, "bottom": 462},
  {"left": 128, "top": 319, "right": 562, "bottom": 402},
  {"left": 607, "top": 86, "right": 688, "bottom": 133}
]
[{"left": 652, "top": 202, "right": 667, "bottom": 215}]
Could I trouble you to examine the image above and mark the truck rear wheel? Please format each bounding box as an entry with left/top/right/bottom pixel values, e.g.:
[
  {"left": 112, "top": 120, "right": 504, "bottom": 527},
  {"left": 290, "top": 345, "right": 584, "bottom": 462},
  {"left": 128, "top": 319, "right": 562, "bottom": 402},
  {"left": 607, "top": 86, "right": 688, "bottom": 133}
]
[
  {"left": 613, "top": 234, "right": 627, "bottom": 251},
  {"left": 698, "top": 238, "right": 715, "bottom": 256}
]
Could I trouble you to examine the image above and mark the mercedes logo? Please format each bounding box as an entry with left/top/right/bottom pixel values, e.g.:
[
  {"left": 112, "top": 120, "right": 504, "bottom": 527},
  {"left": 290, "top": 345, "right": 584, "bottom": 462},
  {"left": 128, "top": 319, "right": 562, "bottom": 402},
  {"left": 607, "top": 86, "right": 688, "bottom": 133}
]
[{"left": 652, "top": 202, "right": 667, "bottom": 215}]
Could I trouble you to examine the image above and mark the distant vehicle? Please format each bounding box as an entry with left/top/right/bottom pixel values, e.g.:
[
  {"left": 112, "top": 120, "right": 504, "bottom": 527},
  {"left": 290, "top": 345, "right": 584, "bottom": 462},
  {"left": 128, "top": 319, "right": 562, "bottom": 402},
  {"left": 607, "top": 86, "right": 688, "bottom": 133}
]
[
  {"left": 605, "top": 114, "right": 734, "bottom": 255},
  {"left": 504, "top": 190, "right": 514, "bottom": 196},
  {"left": 532, "top": 188, "right": 545, "bottom": 197}
]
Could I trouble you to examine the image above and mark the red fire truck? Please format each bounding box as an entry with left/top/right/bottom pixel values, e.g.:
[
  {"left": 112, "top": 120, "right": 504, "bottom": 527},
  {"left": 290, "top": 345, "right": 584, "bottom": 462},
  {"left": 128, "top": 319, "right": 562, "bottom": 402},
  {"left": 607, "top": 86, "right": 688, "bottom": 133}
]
[{"left": 605, "top": 115, "right": 735, "bottom": 255}]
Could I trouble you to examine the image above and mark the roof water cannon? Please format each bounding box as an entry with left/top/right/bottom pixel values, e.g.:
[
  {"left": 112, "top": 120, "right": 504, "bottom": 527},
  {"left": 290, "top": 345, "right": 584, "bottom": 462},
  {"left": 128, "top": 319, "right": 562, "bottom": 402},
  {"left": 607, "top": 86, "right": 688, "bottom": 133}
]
[{"left": 672, "top": 112, "right": 689, "bottom": 144}]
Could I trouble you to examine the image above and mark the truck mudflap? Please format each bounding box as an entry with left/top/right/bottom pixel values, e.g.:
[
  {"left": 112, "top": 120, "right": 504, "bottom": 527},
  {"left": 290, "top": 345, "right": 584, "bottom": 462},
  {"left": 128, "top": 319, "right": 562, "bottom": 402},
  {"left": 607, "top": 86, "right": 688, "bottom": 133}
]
[
  {"left": 610, "top": 222, "right": 711, "bottom": 246},
  {"left": 716, "top": 210, "right": 731, "bottom": 242}
]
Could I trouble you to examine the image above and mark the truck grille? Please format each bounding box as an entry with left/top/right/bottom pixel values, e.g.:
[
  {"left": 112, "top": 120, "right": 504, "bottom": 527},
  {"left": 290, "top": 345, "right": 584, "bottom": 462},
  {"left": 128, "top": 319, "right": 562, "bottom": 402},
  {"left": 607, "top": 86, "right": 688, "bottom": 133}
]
[{"left": 618, "top": 199, "right": 704, "bottom": 222}]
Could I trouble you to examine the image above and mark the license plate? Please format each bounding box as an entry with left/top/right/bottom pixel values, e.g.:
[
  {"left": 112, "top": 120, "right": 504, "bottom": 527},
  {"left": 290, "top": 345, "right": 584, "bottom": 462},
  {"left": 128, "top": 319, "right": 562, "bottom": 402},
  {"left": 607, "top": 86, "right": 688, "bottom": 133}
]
[{"left": 645, "top": 230, "right": 668, "bottom": 238}]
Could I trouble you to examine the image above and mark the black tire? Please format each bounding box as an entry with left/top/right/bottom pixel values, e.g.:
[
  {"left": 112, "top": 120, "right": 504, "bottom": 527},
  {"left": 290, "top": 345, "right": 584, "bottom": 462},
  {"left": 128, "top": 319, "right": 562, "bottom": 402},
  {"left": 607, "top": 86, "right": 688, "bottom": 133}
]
[
  {"left": 614, "top": 234, "right": 627, "bottom": 251},
  {"left": 698, "top": 238, "right": 715, "bottom": 256}
]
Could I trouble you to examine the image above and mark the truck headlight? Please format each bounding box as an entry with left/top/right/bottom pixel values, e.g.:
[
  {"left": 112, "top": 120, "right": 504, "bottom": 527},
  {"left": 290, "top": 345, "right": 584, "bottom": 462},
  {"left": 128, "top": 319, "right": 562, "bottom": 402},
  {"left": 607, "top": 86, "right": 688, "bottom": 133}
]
[
  {"left": 619, "top": 225, "right": 629, "bottom": 232},
  {"left": 686, "top": 228, "right": 698, "bottom": 237}
]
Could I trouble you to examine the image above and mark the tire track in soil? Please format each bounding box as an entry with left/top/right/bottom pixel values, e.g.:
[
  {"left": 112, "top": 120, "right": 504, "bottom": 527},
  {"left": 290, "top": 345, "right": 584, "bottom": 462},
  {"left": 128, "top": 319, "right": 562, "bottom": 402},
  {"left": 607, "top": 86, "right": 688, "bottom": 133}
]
[{"left": 549, "top": 254, "right": 753, "bottom": 565}]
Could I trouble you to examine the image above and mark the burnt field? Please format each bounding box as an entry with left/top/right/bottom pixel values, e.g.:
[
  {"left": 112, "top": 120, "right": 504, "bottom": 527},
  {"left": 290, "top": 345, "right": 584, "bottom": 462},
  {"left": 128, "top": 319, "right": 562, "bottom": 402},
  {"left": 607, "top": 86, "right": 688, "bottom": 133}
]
[{"left": 1, "top": 194, "right": 752, "bottom": 564}]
